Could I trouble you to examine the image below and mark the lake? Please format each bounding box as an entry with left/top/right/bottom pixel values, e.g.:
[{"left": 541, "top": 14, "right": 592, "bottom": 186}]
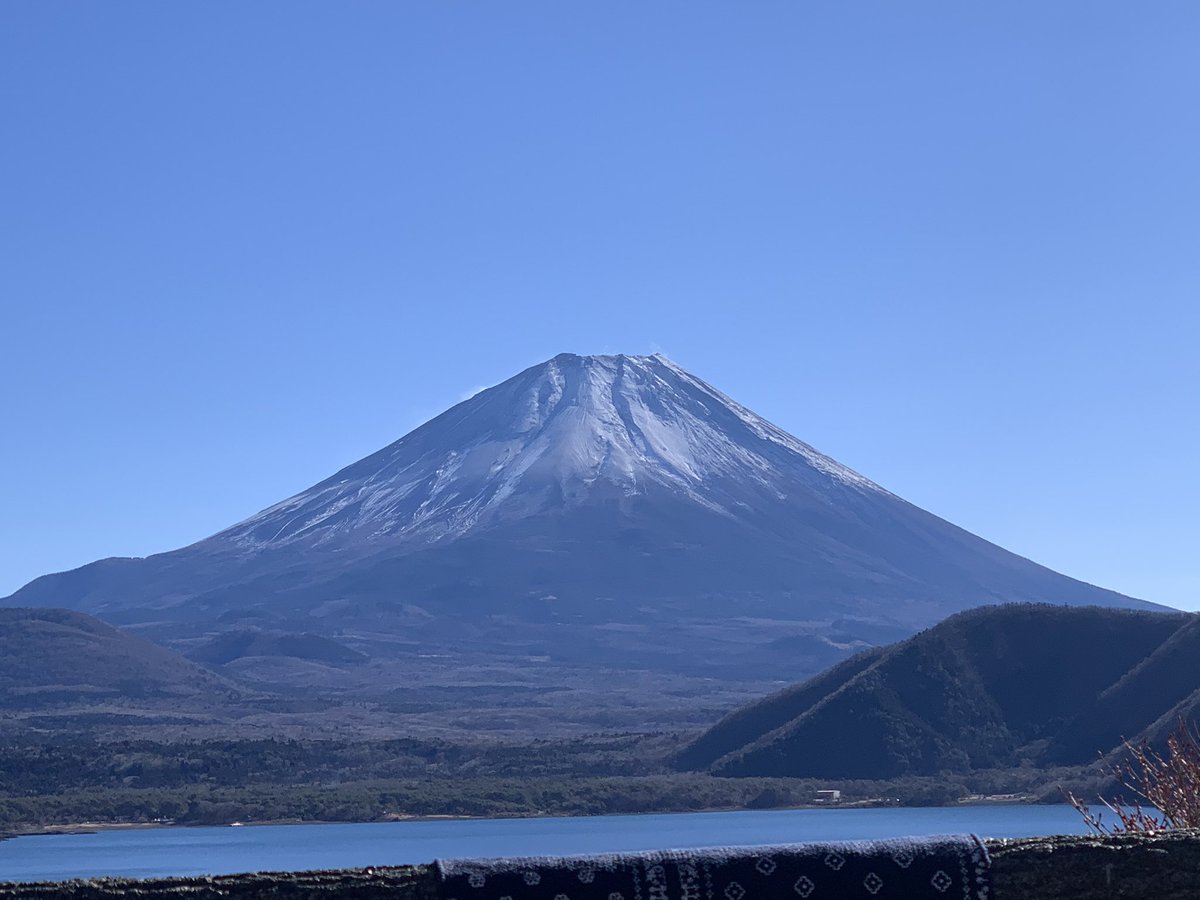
[{"left": 0, "top": 805, "right": 1097, "bottom": 884}]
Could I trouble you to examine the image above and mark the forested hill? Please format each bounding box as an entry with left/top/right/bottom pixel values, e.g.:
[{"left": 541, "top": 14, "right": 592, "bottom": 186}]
[
  {"left": 676, "top": 604, "right": 1199, "bottom": 779},
  {"left": 0, "top": 608, "right": 251, "bottom": 722}
]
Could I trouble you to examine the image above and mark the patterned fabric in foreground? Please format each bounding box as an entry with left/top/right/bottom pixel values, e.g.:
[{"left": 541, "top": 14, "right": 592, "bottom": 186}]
[{"left": 438, "top": 834, "right": 991, "bottom": 900}]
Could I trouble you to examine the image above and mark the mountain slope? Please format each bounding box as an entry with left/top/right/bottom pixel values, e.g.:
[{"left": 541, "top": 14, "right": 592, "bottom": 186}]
[
  {"left": 672, "top": 645, "right": 887, "bottom": 771},
  {"left": 1, "top": 353, "right": 1164, "bottom": 729},
  {"left": 1042, "top": 615, "right": 1200, "bottom": 764},
  {"left": 679, "top": 605, "right": 1196, "bottom": 779},
  {"left": 185, "top": 630, "right": 368, "bottom": 667},
  {"left": 0, "top": 607, "right": 247, "bottom": 715}
]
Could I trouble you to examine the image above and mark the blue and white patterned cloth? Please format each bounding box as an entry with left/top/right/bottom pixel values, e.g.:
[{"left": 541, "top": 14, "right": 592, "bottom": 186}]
[{"left": 439, "top": 834, "right": 991, "bottom": 900}]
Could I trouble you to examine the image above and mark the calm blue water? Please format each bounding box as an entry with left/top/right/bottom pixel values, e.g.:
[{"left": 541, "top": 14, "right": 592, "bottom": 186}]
[{"left": 0, "top": 805, "right": 1092, "bottom": 884}]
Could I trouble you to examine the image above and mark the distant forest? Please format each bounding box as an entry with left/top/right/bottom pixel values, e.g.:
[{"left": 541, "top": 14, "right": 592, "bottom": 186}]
[{"left": 0, "top": 734, "right": 1106, "bottom": 831}]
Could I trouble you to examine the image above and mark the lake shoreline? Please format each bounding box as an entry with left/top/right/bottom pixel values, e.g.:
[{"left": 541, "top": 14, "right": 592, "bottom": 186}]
[
  {"left": 0, "top": 804, "right": 1099, "bottom": 886},
  {"left": 0, "top": 793, "right": 1042, "bottom": 840},
  {"left": 7, "top": 832, "right": 1197, "bottom": 899}
]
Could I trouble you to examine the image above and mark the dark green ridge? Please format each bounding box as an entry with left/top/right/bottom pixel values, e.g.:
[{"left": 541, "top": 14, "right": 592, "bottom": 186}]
[{"left": 680, "top": 604, "right": 1197, "bottom": 780}]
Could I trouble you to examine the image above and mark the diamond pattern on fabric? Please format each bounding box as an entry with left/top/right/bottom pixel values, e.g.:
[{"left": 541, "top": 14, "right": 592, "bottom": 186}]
[{"left": 439, "top": 834, "right": 990, "bottom": 900}]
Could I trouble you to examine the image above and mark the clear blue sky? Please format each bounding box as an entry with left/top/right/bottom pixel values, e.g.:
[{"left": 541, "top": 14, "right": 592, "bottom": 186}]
[{"left": 2, "top": 2, "right": 1197, "bottom": 610}]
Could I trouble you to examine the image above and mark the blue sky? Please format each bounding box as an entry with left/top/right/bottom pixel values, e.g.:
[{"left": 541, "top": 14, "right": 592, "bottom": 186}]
[{"left": 2, "top": 2, "right": 1197, "bottom": 610}]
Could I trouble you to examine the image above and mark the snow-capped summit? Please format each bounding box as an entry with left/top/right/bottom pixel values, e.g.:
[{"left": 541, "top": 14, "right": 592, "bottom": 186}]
[{"left": 217, "top": 353, "right": 881, "bottom": 551}]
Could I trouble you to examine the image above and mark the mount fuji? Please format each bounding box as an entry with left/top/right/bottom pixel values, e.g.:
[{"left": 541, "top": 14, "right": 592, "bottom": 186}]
[{"left": 4, "top": 353, "right": 1158, "bottom": 732}]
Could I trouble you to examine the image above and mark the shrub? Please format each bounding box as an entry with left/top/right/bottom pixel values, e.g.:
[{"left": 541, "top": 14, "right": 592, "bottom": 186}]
[{"left": 1068, "top": 720, "right": 1200, "bottom": 834}]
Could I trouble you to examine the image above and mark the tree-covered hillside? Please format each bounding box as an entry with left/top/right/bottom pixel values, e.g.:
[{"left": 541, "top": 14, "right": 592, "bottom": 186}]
[{"left": 677, "top": 604, "right": 1199, "bottom": 779}]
